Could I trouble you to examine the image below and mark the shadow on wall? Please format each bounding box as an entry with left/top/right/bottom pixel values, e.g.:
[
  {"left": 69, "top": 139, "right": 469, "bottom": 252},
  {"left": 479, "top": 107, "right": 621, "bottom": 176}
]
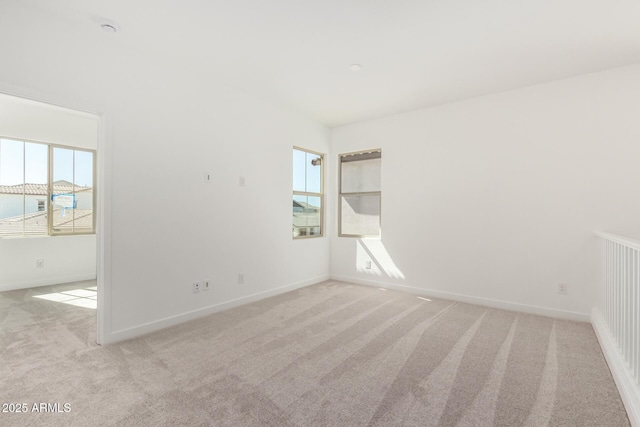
[{"left": 356, "top": 239, "right": 405, "bottom": 279}]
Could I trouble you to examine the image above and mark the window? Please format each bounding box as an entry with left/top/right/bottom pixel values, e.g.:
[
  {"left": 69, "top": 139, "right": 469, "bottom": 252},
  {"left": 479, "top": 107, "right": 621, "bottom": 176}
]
[
  {"left": 293, "top": 147, "right": 323, "bottom": 238},
  {"left": 339, "top": 149, "right": 381, "bottom": 237},
  {"left": 0, "top": 137, "right": 95, "bottom": 237}
]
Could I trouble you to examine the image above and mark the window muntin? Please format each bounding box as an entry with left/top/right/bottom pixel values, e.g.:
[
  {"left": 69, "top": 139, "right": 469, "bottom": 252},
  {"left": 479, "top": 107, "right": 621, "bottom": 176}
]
[
  {"left": 293, "top": 147, "right": 324, "bottom": 238},
  {"left": 0, "top": 137, "right": 95, "bottom": 237},
  {"left": 339, "top": 149, "right": 381, "bottom": 237}
]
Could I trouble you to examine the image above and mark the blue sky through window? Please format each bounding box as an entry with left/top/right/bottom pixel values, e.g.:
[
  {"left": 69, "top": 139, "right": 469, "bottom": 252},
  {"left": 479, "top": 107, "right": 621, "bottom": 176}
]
[
  {"left": 0, "top": 138, "right": 93, "bottom": 187},
  {"left": 293, "top": 148, "right": 321, "bottom": 197}
]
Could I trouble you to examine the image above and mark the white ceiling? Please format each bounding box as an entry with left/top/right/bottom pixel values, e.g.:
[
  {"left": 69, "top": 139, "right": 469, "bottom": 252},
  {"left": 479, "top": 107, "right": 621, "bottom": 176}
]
[{"left": 6, "top": 0, "right": 640, "bottom": 127}]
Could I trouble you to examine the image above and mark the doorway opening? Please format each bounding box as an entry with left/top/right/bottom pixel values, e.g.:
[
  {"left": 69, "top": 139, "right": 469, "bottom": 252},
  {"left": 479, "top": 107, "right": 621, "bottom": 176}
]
[{"left": 0, "top": 91, "right": 105, "bottom": 345}]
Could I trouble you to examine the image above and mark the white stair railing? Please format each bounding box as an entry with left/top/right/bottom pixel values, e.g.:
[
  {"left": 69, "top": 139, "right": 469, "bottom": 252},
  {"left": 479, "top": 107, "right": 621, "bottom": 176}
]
[
  {"left": 597, "top": 232, "right": 640, "bottom": 381},
  {"left": 595, "top": 231, "right": 640, "bottom": 425}
]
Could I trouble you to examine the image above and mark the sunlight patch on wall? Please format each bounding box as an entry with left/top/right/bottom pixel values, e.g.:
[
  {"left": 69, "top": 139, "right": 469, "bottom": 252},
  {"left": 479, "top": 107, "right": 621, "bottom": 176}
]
[
  {"left": 357, "top": 240, "right": 383, "bottom": 276},
  {"left": 356, "top": 238, "right": 405, "bottom": 279}
]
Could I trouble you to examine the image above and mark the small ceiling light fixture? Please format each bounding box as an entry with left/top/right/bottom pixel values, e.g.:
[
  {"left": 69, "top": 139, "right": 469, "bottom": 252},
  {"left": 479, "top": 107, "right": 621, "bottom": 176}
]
[{"left": 349, "top": 64, "right": 363, "bottom": 72}]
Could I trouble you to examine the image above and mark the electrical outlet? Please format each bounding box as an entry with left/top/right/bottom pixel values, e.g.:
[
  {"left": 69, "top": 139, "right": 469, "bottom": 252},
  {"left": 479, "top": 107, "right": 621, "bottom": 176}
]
[
  {"left": 239, "top": 176, "right": 246, "bottom": 187},
  {"left": 365, "top": 260, "right": 372, "bottom": 269},
  {"left": 193, "top": 281, "right": 201, "bottom": 293},
  {"left": 36, "top": 259, "right": 44, "bottom": 269},
  {"left": 203, "top": 280, "right": 210, "bottom": 291},
  {"left": 204, "top": 172, "right": 212, "bottom": 183},
  {"left": 558, "top": 283, "right": 568, "bottom": 295},
  {"left": 238, "top": 273, "right": 245, "bottom": 284}
]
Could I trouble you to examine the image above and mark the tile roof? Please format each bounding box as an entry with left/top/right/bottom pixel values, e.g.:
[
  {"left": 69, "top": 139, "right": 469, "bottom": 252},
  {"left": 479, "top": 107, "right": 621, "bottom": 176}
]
[
  {"left": 0, "top": 208, "right": 93, "bottom": 236},
  {"left": 0, "top": 181, "right": 92, "bottom": 195},
  {"left": 0, "top": 183, "right": 47, "bottom": 195}
]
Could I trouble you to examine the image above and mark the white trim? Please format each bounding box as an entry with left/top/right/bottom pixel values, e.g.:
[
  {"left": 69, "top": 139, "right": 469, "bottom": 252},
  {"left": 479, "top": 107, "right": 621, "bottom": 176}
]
[
  {"left": 0, "top": 274, "right": 96, "bottom": 292},
  {"left": 95, "top": 110, "right": 112, "bottom": 346},
  {"left": 592, "top": 307, "right": 640, "bottom": 427},
  {"left": 331, "top": 275, "right": 590, "bottom": 322},
  {"left": 102, "top": 275, "right": 330, "bottom": 345},
  {"left": 595, "top": 231, "right": 640, "bottom": 252}
]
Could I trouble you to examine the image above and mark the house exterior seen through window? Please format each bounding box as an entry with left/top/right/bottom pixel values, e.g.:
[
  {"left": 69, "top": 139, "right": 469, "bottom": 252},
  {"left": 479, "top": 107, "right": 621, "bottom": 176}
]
[
  {"left": 0, "top": 137, "right": 95, "bottom": 237},
  {"left": 293, "top": 147, "right": 323, "bottom": 238},
  {"left": 339, "top": 149, "right": 381, "bottom": 237}
]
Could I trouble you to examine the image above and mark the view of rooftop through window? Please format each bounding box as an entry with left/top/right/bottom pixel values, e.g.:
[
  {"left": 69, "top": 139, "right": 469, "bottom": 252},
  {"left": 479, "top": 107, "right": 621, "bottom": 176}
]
[{"left": 0, "top": 138, "right": 95, "bottom": 236}]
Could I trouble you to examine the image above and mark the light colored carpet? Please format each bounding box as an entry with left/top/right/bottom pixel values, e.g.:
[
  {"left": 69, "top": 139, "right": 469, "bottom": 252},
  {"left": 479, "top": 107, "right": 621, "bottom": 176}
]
[{"left": 0, "top": 280, "right": 630, "bottom": 426}]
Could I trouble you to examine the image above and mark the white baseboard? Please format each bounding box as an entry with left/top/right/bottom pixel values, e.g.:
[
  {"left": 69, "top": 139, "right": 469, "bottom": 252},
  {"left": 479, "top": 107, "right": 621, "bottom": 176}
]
[
  {"left": 0, "top": 274, "right": 97, "bottom": 292},
  {"left": 592, "top": 308, "right": 640, "bottom": 427},
  {"left": 330, "top": 275, "right": 590, "bottom": 322},
  {"left": 103, "top": 275, "right": 330, "bottom": 345}
]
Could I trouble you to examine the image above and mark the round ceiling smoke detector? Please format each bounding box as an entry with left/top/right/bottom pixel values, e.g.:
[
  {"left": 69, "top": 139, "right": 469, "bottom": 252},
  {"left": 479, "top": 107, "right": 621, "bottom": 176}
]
[{"left": 349, "top": 64, "right": 363, "bottom": 72}]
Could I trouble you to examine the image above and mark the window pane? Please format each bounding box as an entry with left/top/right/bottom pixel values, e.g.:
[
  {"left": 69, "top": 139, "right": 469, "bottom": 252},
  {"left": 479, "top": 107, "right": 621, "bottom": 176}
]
[
  {"left": 0, "top": 139, "right": 24, "bottom": 185},
  {"left": 293, "top": 195, "right": 322, "bottom": 237},
  {"left": 293, "top": 149, "right": 307, "bottom": 192},
  {"left": 74, "top": 150, "right": 93, "bottom": 232},
  {"left": 293, "top": 147, "right": 323, "bottom": 238},
  {"left": 341, "top": 194, "right": 380, "bottom": 236},
  {"left": 0, "top": 139, "right": 25, "bottom": 236},
  {"left": 306, "top": 153, "right": 321, "bottom": 194},
  {"left": 341, "top": 158, "right": 381, "bottom": 193},
  {"left": 52, "top": 147, "right": 73, "bottom": 185},
  {"left": 294, "top": 149, "right": 322, "bottom": 194},
  {"left": 24, "top": 142, "right": 48, "bottom": 235},
  {"left": 52, "top": 147, "right": 74, "bottom": 232}
]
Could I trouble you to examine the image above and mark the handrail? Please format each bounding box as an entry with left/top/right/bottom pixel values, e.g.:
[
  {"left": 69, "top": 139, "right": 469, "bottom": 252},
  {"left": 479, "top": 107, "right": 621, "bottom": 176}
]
[{"left": 595, "top": 231, "right": 640, "bottom": 252}]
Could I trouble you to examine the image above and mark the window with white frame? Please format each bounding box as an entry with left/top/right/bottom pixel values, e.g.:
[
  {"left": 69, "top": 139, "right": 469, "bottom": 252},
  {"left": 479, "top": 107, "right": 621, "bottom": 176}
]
[
  {"left": 293, "top": 147, "right": 323, "bottom": 238},
  {"left": 0, "top": 137, "right": 95, "bottom": 237},
  {"left": 339, "top": 149, "right": 381, "bottom": 237}
]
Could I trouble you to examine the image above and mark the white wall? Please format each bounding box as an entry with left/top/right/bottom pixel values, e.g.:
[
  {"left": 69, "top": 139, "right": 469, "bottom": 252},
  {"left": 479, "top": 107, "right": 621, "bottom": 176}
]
[
  {"left": 330, "top": 64, "right": 640, "bottom": 320},
  {"left": 0, "top": 93, "right": 99, "bottom": 292},
  {"left": 0, "top": 92, "right": 98, "bottom": 149},
  {"left": 0, "top": 3, "right": 330, "bottom": 342},
  {"left": 108, "top": 84, "right": 330, "bottom": 338},
  {"left": 0, "top": 235, "right": 97, "bottom": 291}
]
